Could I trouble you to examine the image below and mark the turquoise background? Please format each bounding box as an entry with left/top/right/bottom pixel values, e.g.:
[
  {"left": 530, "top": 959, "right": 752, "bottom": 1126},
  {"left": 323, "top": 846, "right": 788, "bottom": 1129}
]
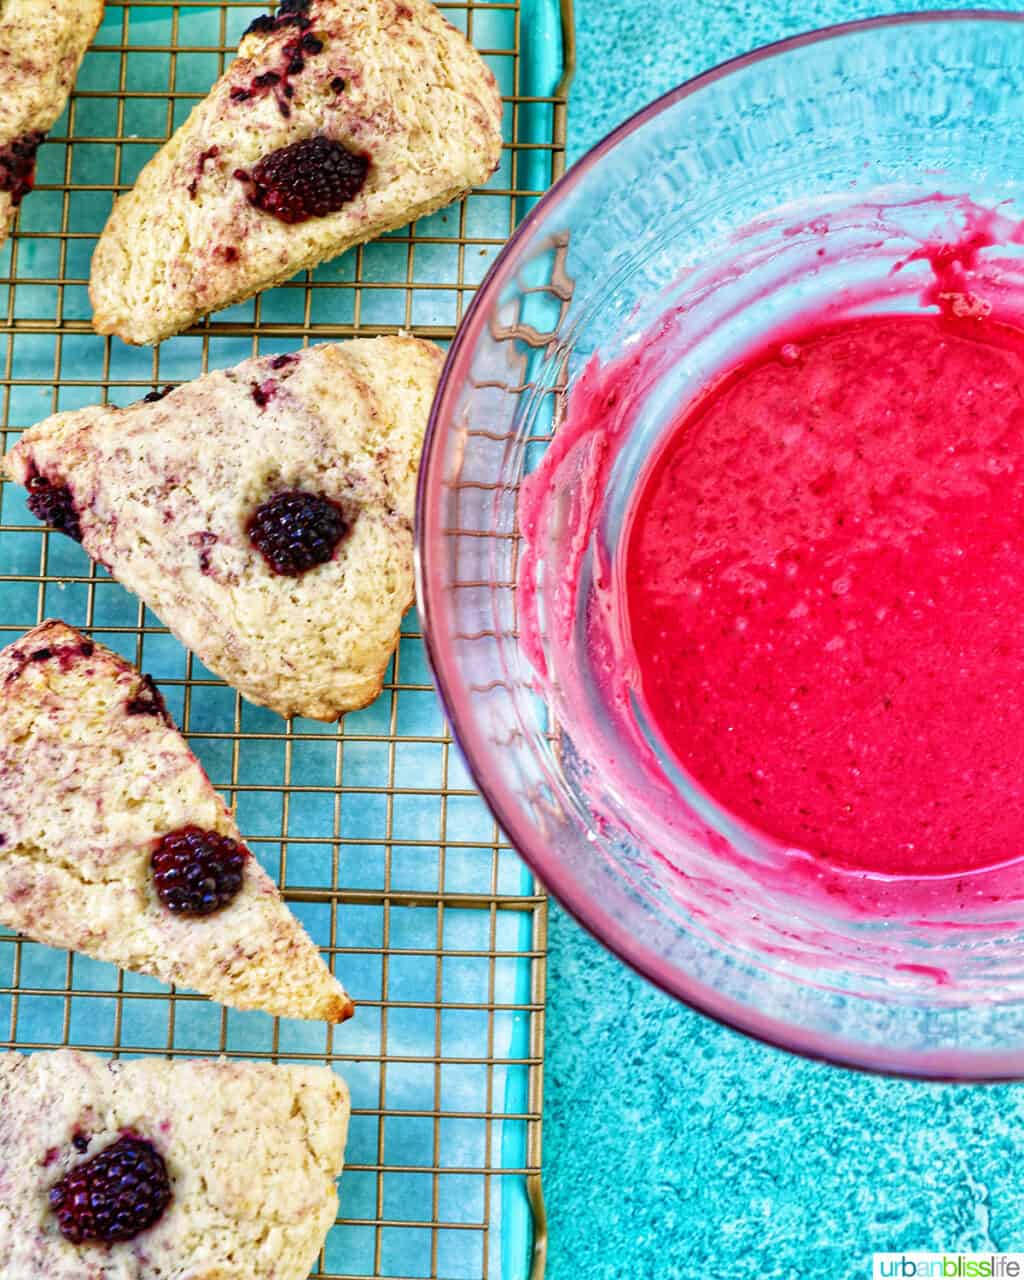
[{"left": 544, "top": 3, "right": 1024, "bottom": 1276}]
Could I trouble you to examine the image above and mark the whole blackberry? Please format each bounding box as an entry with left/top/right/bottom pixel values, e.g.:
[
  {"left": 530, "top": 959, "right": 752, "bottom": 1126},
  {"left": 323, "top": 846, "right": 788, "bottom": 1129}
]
[
  {"left": 49, "top": 1135, "right": 171, "bottom": 1244},
  {"left": 247, "top": 490, "right": 349, "bottom": 575},
  {"left": 245, "top": 136, "right": 368, "bottom": 223},
  {"left": 26, "top": 474, "right": 83, "bottom": 542},
  {"left": 0, "top": 131, "right": 43, "bottom": 205},
  {"left": 151, "top": 826, "right": 246, "bottom": 916}
]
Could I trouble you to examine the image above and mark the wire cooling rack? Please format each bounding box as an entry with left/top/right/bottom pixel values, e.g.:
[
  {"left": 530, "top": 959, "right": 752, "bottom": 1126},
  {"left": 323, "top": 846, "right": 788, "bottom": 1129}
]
[{"left": 0, "top": 2, "right": 572, "bottom": 1276}]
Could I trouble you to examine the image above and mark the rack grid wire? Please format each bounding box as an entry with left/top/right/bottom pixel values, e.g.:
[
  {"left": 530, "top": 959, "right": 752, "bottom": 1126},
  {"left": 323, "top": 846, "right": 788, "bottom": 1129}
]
[{"left": 0, "top": 1, "right": 572, "bottom": 1276}]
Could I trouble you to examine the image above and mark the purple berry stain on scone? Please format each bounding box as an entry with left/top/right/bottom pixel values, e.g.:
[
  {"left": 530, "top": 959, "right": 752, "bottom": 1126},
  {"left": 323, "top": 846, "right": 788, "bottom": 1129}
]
[
  {"left": 240, "top": 136, "right": 368, "bottom": 224},
  {"left": 49, "top": 1134, "right": 172, "bottom": 1244},
  {"left": 234, "top": 0, "right": 325, "bottom": 117},
  {"left": 126, "top": 674, "right": 171, "bottom": 723},
  {"left": 248, "top": 490, "right": 350, "bottom": 575},
  {"left": 244, "top": 14, "right": 275, "bottom": 36},
  {"left": 152, "top": 827, "right": 246, "bottom": 916},
  {"left": 25, "top": 471, "right": 83, "bottom": 542},
  {"left": 72, "top": 1133, "right": 90, "bottom": 1154},
  {"left": 251, "top": 379, "right": 277, "bottom": 408},
  {"left": 331, "top": 75, "right": 346, "bottom": 93},
  {"left": 188, "top": 529, "right": 218, "bottom": 574},
  {"left": 244, "top": 0, "right": 314, "bottom": 38},
  {"left": 142, "top": 385, "right": 174, "bottom": 403},
  {"left": 3, "top": 635, "right": 94, "bottom": 686},
  {"left": 187, "top": 145, "right": 221, "bottom": 198},
  {"left": 30, "top": 642, "right": 94, "bottom": 665},
  {"left": 0, "top": 131, "right": 45, "bottom": 206},
  {"left": 271, "top": 352, "right": 298, "bottom": 370}
]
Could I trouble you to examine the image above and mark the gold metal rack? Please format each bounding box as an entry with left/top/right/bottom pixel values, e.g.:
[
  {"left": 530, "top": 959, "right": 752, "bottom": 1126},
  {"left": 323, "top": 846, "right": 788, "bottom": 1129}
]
[{"left": 0, "top": 2, "right": 573, "bottom": 1276}]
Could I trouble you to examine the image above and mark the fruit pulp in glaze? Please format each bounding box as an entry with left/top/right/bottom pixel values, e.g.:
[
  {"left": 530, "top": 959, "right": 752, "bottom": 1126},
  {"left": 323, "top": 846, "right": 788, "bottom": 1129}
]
[{"left": 625, "top": 311, "right": 1024, "bottom": 878}]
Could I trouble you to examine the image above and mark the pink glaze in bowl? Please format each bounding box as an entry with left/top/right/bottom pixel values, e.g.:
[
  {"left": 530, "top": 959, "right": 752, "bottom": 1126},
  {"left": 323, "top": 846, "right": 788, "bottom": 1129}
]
[{"left": 416, "top": 13, "right": 1024, "bottom": 1078}]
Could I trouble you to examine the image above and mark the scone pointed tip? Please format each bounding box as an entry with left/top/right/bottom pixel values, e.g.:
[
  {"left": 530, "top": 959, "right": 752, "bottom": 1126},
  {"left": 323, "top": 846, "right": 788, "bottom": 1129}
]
[{"left": 331, "top": 992, "right": 357, "bottom": 1024}]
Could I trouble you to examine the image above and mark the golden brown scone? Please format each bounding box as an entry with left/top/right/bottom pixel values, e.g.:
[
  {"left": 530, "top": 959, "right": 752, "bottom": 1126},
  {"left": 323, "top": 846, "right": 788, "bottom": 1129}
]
[
  {"left": 0, "top": 1049, "right": 349, "bottom": 1278},
  {"left": 0, "top": 0, "right": 105, "bottom": 247},
  {"left": 0, "top": 621, "right": 353, "bottom": 1022},
  {"left": 89, "top": 0, "right": 503, "bottom": 344},
  {"left": 4, "top": 336, "right": 442, "bottom": 720}
]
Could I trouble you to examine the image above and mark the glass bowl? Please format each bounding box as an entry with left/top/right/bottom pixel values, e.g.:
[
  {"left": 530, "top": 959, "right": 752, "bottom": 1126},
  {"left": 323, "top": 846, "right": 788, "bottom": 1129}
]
[{"left": 416, "top": 12, "right": 1024, "bottom": 1078}]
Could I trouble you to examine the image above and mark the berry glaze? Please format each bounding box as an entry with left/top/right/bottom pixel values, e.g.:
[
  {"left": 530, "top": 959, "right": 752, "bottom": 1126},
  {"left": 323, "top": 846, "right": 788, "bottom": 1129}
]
[
  {"left": 626, "top": 312, "right": 1024, "bottom": 878},
  {"left": 518, "top": 194, "right": 1024, "bottom": 945}
]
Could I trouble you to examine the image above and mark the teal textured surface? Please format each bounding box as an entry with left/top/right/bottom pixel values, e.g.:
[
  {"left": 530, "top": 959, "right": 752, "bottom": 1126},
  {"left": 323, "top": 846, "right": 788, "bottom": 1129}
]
[{"left": 544, "top": 3, "right": 1024, "bottom": 1277}]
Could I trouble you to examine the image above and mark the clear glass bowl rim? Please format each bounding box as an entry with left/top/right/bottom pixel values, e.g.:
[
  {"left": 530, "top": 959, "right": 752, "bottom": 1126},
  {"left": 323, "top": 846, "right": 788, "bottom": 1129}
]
[{"left": 415, "top": 10, "right": 1024, "bottom": 1080}]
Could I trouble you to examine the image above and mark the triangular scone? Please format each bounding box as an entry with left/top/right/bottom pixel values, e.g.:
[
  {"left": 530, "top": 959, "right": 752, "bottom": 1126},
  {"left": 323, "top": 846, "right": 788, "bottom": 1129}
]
[
  {"left": 0, "top": 621, "right": 352, "bottom": 1022},
  {"left": 0, "top": 0, "right": 105, "bottom": 248},
  {"left": 5, "top": 336, "right": 442, "bottom": 720},
  {"left": 89, "top": 0, "right": 503, "bottom": 344},
  {"left": 0, "top": 1049, "right": 349, "bottom": 1277}
]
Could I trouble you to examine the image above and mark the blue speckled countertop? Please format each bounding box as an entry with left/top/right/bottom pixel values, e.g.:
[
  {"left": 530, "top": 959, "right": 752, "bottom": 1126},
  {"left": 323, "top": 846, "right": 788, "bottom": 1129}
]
[{"left": 544, "top": 3, "right": 1024, "bottom": 1276}]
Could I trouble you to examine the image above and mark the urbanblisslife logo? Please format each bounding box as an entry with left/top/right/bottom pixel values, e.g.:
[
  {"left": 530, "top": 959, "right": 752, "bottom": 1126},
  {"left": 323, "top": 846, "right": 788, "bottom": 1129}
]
[{"left": 873, "top": 1256, "right": 1024, "bottom": 1278}]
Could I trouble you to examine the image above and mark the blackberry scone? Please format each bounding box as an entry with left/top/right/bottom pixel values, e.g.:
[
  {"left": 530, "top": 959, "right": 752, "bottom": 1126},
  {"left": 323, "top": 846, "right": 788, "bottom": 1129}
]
[
  {"left": 4, "top": 336, "right": 442, "bottom": 720},
  {"left": 0, "top": 621, "right": 352, "bottom": 1021},
  {"left": 89, "top": 0, "right": 503, "bottom": 344},
  {"left": 0, "top": 1049, "right": 349, "bottom": 1278},
  {"left": 0, "top": 0, "right": 105, "bottom": 248}
]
